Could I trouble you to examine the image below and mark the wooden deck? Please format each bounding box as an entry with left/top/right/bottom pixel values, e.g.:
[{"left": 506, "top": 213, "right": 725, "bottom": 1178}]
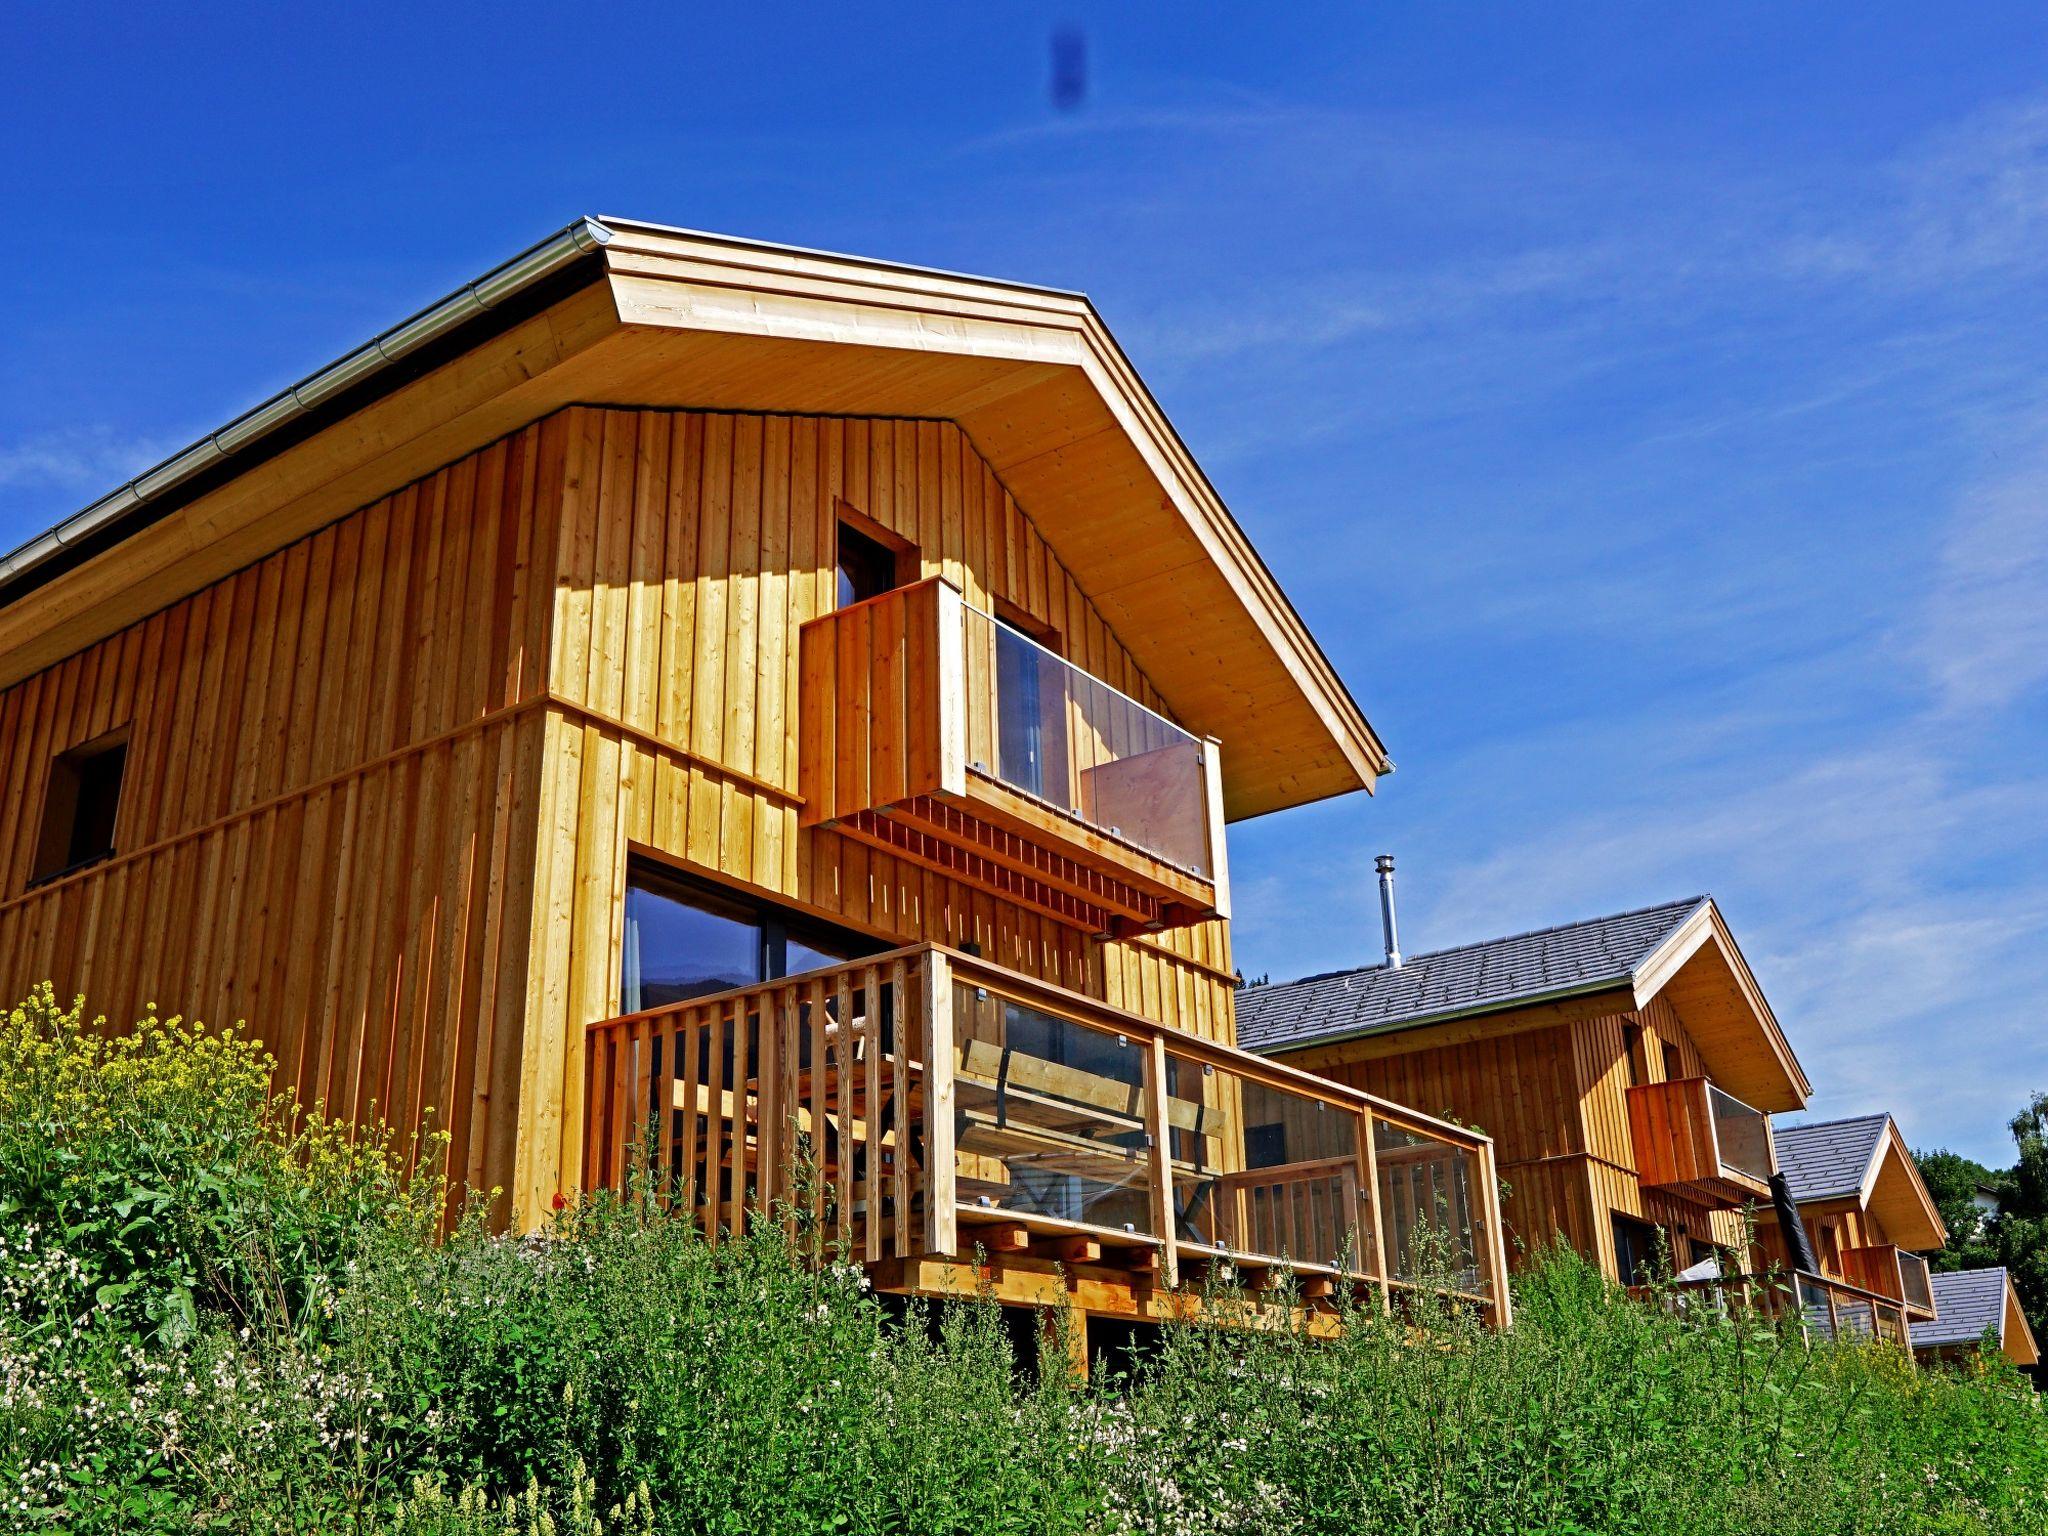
[{"left": 582, "top": 943, "right": 1512, "bottom": 1327}]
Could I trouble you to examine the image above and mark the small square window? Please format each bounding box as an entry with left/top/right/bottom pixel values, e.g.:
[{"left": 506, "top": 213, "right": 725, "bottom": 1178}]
[
  {"left": 33, "top": 730, "right": 128, "bottom": 885},
  {"left": 835, "top": 519, "right": 902, "bottom": 608}
]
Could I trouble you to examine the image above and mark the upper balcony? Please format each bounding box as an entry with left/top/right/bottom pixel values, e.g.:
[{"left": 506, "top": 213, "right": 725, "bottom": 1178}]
[
  {"left": 798, "top": 579, "right": 1226, "bottom": 937},
  {"left": 1842, "top": 1244, "right": 1936, "bottom": 1321},
  {"left": 581, "top": 942, "right": 1511, "bottom": 1324},
  {"left": 1627, "top": 1076, "right": 1774, "bottom": 1209}
]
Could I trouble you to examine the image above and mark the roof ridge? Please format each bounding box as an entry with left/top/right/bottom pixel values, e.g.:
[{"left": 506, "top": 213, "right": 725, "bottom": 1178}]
[{"left": 1244, "top": 894, "right": 1710, "bottom": 994}]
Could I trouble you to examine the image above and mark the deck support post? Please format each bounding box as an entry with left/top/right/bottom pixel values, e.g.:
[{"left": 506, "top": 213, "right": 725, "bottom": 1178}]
[
  {"left": 1145, "top": 1034, "right": 1180, "bottom": 1289},
  {"left": 1477, "top": 1139, "right": 1514, "bottom": 1328},
  {"left": 1357, "top": 1108, "right": 1391, "bottom": 1314},
  {"left": 923, "top": 951, "right": 958, "bottom": 1259}
]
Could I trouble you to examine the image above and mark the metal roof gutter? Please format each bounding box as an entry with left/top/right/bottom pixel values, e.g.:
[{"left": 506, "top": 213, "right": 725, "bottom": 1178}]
[{"left": 0, "top": 216, "right": 614, "bottom": 596}]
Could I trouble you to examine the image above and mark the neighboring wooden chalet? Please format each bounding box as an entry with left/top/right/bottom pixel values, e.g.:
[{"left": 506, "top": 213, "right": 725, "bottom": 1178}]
[
  {"left": 1756, "top": 1113, "right": 1946, "bottom": 1344},
  {"left": 1911, "top": 1268, "right": 2041, "bottom": 1370},
  {"left": 1241, "top": 895, "right": 1810, "bottom": 1287},
  {"left": 0, "top": 217, "right": 1509, "bottom": 1360}
]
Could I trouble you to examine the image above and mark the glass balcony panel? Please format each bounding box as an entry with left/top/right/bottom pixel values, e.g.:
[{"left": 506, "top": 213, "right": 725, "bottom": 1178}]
[
  {"left": 965, "top": 604, "right": 1212, "bottom": 878},
  {"left": 1899, "top": 1251, "right": 1934, "bottom": 1313},
  {"left": 950, "top": 981, "right": 1157, "bottom": 1235},
  {"left": 1374, "top": 1119, "right": 1489, "bottom": 1294},
  {"left": 1707, "top": 1085, "right": 1772, "bottom": 1183},
  {"left": 1163, "top": 1053, "right": 1368, "bottom": 1272}
]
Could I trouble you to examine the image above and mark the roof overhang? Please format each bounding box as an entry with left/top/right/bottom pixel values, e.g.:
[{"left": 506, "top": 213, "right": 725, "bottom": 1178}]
[
  {"left": 1633, "top": 899, "right": 1811, "bottom": 1113},
  {"left": 0, "top": 216, "right": 1386, "bottom": 822},
  {"left": 1858, "top": 1119, "right": 1948, "bottom": 1251}
]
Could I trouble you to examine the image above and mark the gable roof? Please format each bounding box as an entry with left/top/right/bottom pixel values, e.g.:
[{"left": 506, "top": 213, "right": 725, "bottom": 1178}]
[
  {"left": 1773, "top": 1114, "right": 1890, "bottom": 1203},
  {"left": 1911, "top": 1268, "right": 2041, "bottom": 1366},
  {"left": 1770, "top": 1111, "right": 1947, "bottom": 1250},
  {"left": 0, "top": 216, "right": 1384, "bottom": 822},
  {"left": 1238, "top": 896, "right": 1704, "bottom": 1051},
  {"left": 1240, "top": 893, "right": 1811, "bottom": 1111}
]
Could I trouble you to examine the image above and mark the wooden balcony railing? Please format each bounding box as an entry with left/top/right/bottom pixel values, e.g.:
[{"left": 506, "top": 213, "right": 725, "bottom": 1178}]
[
  {"left": 798, "top": 579, "right": 1227, "bottom": 937},
  {"left": 1843, "top": 1244, "right": 1937, "bottom": 1321},
  {"left": 1626, "top": 1077, "right": 1774, "bottom": 1208},
  {"left": 1647, "top": 1270, "right": 1915, "bottom": 1352},
  {"left": 582, "top": 943, "right": 1512, "bottom": 1324}
]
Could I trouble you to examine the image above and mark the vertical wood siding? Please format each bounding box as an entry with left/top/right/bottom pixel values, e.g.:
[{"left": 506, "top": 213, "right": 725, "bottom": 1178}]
[
  {"left": 0, "top": 427, "right": 560, "bottom": 1216},
  {"left": 518, "top": 407, "right": 1239, "bottom": 1218},
  {"left": 0, "top": 402, "right": 1242, "bottom": 1230}
]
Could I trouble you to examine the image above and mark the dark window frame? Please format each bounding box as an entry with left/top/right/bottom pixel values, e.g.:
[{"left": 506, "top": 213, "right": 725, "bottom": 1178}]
[
  {"left": 833, "top": 499, "right": 918, "bottom": 611},
  {"left": 1611, "top": 1211, "right": 1669, "bottom": 1286},
  {"left": 620, "top": 860, "right": 885, "bottom": 1012},
  {"left": 30, "top": 728, "right": 130, "bottom": 888}
]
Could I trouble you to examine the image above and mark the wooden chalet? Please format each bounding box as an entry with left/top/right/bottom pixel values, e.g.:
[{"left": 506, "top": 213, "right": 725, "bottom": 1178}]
[
  {"left": 1241, "top": 895, "right": 1811, "bottom": 1289},
  {"left": 1911, "top": 1268, "right": 2040, "bottom": 1370},
  {"left": 1753, "top": 1113, "right": 1946, "bottom": 1347},
  {"left": 0, "top": 217, "right": 1510, "bottom": 1363}
]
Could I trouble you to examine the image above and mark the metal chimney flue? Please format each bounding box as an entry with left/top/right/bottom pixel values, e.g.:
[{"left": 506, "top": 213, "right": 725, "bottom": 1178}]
[{"left": 1375, "top": 854, "right": 1402, "bottom": 969}]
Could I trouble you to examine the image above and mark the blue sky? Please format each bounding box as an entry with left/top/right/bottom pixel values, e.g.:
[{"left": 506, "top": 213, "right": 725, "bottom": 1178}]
[{"left": 6, "top": 5, "right": 2048, "bottom": 1164}]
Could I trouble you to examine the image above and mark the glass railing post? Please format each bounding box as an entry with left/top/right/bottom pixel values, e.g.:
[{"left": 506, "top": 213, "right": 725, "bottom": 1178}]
[
  {"left": 1146, "top": 1034, "right": 1180, "bottom": 1288},
  {"left": 924, "top": 951, "right": 957, "bottom": 1258},
  {"left": 1199, "top": 734, "right": 1231, "bottom": 922}
]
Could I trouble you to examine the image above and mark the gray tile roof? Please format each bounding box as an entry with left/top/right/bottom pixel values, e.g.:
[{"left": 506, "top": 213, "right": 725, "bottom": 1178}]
[
  {"left": 1912, "top": 1268, "right": 2012, "bottom": 1351},
  {"left": 1237, "top": 896, "right": 1708, "bottom": 1055},
  {"left": 1771, "top": 1114, "right": 1890, "bottom": 1204}
]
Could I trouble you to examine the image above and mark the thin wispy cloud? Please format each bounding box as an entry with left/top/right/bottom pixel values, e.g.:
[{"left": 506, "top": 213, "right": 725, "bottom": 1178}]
[
  {"left": 1188, "top": 88, "right": 2048, "bottom": 1164},
  {"left": 0, "top": 427, "right": 171, "bottom": 493}
]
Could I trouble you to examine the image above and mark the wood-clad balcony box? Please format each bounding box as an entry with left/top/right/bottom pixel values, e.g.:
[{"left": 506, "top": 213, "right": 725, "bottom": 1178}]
[
  {"left": 1243, "top": 896, "right": 1814, "bottom": 1289},
  {"left": 0, "top": 217, "right": 1508, "bottom": 1357}
]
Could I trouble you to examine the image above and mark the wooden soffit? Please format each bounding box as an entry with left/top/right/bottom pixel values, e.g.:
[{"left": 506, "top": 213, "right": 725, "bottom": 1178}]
[
  {"left": 1863, "top": 1120, "right": 1947, "bottom": 1252},
  {"left": 1633, "top": 900, "right": 1812, "bottom": 1114},
  {"left": 0, "top": 218, "right": 1384, "bottom": 822}
]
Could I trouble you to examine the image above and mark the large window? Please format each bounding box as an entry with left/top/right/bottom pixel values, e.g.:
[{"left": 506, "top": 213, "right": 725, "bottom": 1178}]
[{"left": 620, "top": 863, "right": 881, "bottom": 1012}]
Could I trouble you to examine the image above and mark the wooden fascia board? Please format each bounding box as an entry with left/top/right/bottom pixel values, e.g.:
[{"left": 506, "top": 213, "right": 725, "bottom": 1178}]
[
  {"left": 1268, "top": 984, "right": 1635, "bottom": 1073},
  {"left": 1633, "top": 900, "right": 1812, "bottom": 1110},
  {"left": 597, "top": 225, "right": 1386, "bottom": 813},
  {"left": 2007, "top": 1281, "right": 2041, "bottom": 1365}
]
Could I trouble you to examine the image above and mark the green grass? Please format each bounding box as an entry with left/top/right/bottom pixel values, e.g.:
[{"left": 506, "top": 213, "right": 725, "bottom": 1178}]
[{"left": 4, "top": 985, "right": 2045, "bottom": 1534}]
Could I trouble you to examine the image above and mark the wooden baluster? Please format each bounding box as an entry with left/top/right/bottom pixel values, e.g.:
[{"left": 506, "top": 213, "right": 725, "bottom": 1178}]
[
  {"left": 808, "top": 976, "right": 829, "bottom": 1243},
  {"left": 677, "top": 1010, "right": 702, "bottom": 1224},
  {"left": 609, "top": 1018, "right": 634, "bottom": 1200},
  {"left": 756, "top": 994, "right": 780, "bottom": 1234},
  {"left": 889, "top": 955, "right": 910, "bottom": 1261},
  {"left": 653, "top": 1012, "right": 677, "bottom": 1211},
  {"left": 582, "top": 1025, "right": 609, "bottom": 1196},
  {"left": 924, "top": 955, "right": 957, "bottom": 1258},
  {"left": 703, "top": 1004, "right": 726, "bottom": 1247},
  {"left": 630, "top": 1014, "right": 655, "bottom": 1199},
  {"left": 863, "top": 964, "right": 883, "bottom": 1263},
  {"left": 779, "top": 985, "right": 801, "bottom": 1242},
  {"left": 836, "top": 969, "right": 856, "bottom": 1253}
]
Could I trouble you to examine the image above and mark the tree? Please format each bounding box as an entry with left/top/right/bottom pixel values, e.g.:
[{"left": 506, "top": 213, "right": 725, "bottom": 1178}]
[
  {"left": 1914, "top": 1146, "right": 2003, "bottom": 1273},
  {"left": 1997, "top": 1092, "right": 2048, "bottom": 1346}
]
